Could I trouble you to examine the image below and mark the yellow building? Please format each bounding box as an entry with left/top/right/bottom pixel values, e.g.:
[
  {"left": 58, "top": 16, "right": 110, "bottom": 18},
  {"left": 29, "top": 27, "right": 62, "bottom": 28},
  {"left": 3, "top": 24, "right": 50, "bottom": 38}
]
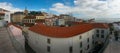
[
  {"left": 35, "top": 12, "right": 47, "bottom": 23},
  {"left": 35, "top": 13, "right": 46, "bottom": 20},
  {"left": 12, "top": 12, "right": 25, "bottom": 23}
]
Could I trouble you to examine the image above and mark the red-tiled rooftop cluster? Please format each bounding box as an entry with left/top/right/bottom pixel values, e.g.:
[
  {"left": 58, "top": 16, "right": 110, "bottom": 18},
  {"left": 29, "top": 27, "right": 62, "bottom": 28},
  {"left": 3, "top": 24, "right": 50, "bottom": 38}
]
[
  {"left": 29, "top": 22, "right": 109, "bottom": 38},
  {"left": 92, "top": 23, "right": 109, "bottom": 29}
]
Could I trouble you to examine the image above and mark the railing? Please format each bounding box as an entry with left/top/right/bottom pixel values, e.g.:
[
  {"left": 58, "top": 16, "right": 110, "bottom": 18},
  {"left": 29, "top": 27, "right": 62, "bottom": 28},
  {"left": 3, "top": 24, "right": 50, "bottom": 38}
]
[
  {"left": 98, "top": 35, "right": 110, "bottom": 53},
  {"left": 7, "top": 28, "right": 26, "bottom": 53}
]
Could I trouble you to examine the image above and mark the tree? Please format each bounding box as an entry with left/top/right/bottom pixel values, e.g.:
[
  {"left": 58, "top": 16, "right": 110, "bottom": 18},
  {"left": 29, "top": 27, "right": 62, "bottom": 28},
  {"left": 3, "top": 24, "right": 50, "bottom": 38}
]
[{"left": 29, "top": 11, "right": 42, "bottom": 15}]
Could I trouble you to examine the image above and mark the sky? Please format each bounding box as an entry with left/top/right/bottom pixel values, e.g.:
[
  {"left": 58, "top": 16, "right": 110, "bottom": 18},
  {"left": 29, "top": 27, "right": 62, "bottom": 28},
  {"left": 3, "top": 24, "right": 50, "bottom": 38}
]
[{"left": 0, "top": 0, "right": 120, "bottom": 22}]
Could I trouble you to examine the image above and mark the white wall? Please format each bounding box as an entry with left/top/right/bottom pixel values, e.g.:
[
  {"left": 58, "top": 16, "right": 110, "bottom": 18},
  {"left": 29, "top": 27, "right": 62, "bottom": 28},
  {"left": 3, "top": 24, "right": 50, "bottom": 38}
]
[
  {"left": 28, "top": 29, "right": 95, "bottom": 53},
  {"left": 9, "top": 25, "right": 25, "bottom": 48},
  {"left": 4, "top": 12, "right": 11, "bottom": 23},
  {"left": 94, "top": 28, "right": 109, "bottom": 43},
  {"left": 0, "top": 20, "right": 4, "bottom": 27}
]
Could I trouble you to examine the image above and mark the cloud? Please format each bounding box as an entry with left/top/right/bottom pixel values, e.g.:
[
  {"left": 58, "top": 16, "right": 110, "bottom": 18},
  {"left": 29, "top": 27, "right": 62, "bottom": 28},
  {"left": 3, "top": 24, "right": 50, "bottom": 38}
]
[
  {"left": 40, "top": 8, "right": 47, "bottom": 12},
  {"left": 50, "top": 0, "right": 120, "bottom": 19},
  {"left": 50, "top": 3, "right": 71, "bottom": 14},
  {"left": 0, "top": 2, "right": 22, "bottom": 13}
]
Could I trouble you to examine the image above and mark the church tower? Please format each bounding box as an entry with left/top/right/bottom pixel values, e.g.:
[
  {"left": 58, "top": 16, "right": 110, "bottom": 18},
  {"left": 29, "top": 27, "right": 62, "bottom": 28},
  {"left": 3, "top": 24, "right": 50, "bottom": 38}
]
[{"left": 24, "top": 7, "right": 28, "bottom": 16}]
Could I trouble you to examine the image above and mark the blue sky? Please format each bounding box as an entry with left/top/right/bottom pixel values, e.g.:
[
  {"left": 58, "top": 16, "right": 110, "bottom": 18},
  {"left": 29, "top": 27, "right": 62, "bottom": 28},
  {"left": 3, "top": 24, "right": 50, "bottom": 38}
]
[
  {"left": 0, "top": 0, "right": 74, "bottom": 10},
  {"left": 0, "top": 0, "right": 120, "bottom": 22}
]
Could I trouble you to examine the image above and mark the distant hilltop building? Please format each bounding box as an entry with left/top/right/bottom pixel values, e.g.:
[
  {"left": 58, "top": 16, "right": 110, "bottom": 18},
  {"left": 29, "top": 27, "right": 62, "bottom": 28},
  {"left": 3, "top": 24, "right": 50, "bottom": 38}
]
[
  {"left": 26, "top": 22, "right": 109, "bottom": 53},
  {"left": 22, "top": 11, "right": 48, "bottom": 27},
  {"left": 24, "top": 7, "right": 28, "bottom": 16}
]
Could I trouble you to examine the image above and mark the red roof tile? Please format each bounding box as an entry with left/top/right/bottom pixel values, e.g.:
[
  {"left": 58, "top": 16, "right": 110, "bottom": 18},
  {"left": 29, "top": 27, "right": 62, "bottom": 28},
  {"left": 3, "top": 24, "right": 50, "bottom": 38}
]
[
  {"left": 92, "top": 23, "right": 109, "bottom": 29},
  {"left": 29, "top": 23, "right": 93, "bottom": 38},
  {"left": 29, "top": 22, "right": 109, "bottom": 38}
]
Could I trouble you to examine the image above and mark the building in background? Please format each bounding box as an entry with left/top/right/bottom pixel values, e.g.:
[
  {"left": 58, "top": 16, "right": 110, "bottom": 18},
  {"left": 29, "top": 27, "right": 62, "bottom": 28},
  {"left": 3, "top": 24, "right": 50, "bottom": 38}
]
[
  {"left": 22, "top": 15, "right": 36, "bottom": 27},
  {"left": 0, "top": 8, "right": 11, "bottom": 23},
  {"left": 35, "top": 12, "right": 47, "bottom": 23},
  {"left": 0, "top": 8, "right": 11, "bottom": 27},
  {"left": 12, "top": 12, "right": 25, "bottom": 23},
  {"left": 24, "top": 7, "right": 28, "bottom": 16},
  {"left": 55, "top": 18, "right": 65, "bottom": 26}
]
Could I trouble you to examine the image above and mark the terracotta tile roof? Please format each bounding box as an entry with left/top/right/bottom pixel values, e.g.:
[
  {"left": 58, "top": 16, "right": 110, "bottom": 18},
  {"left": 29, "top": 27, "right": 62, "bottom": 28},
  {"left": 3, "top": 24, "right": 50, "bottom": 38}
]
[
  {"left": 0, "top": 12, "right": 5, "bottom": 15},
  {"left": 8, "top": 23, "right": 22, "bottom": 30},
  {"left": 29, "top": 23, "right": 93, "bottom": 38},
  {"left": 92, "top": 23, "right": 109, "bottom": 29},
  {"left": 29, "top": 22, "right": 109, "bottom": 38},
  {"left": 0, "top": 8, "right": 9, "bottom": 12}
]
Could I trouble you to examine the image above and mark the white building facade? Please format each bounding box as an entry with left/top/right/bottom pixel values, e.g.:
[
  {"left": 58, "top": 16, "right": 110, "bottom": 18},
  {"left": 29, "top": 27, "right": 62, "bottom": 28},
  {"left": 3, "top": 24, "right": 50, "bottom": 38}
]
[
  {"left": 4, "top": 12, "right": 11, "bottom": 23},
  {"left": 27, "top": 23, "right": 109, "bottom": 53}
]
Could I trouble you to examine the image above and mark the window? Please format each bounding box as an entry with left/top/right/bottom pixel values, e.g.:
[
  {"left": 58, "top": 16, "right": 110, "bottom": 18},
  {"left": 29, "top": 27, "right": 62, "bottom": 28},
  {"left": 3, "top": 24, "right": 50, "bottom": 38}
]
[
  {"left": 47, "top": 46, "right": 50, "bottom": 52},
  {"left": 96, "top": 30, "right": 99, "bottom": 33},
  {"left": 92, "top": 35, "right": 94, "bottom": 39},
  {"left": 101, "top": 30, "right": 104, "bottom": 33},
  {"left": 26, "top": 20, "right": 28, "bottom": 23},
  {"left": 28, "top": 20, "right": 29, "bottom": 23},
  {"left": 101, "top": 35, "right": 104, "bottom": 38},
  {"left": 47, "top": 38, "right": 51, "bottom": 44},
  {"left": 96, "top": 34, "right": 99, "bottom": 38},
  {"left": 31, "top": 19, "right": 32, "bottom": 23},
  {"left": 87, "top": 45, "right": 89, "bottom": 50},
  {"left": 33, "top": 19, "right": 35, "bottom": 23},
  {"left": 92, "top": 40, "right": 94, "bottom": 44},
  {"left": 80, "top": 50, "right": 83, "bottom": 53},
  {"left": 80, "top": 42, "right": 82, "bottom": 48},
  {"left": 87, "top": 38, "right": 89, "bottom": 42},
  {"left": 69, "top": 46, "right": 73, "bottom": 53},
  {"left": 79, "top": 36, "right": 82, "bottom": 39}
]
